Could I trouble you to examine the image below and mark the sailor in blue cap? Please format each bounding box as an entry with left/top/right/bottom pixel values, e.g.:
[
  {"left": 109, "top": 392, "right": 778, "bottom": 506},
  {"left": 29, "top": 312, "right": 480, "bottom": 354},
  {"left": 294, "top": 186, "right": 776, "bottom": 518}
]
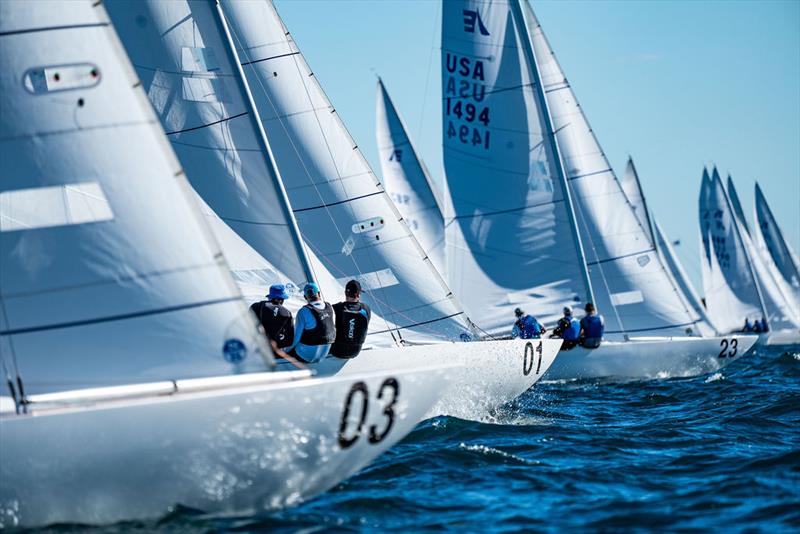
[
  {"left": 284, "top": 282, "right": 336, "bottom": 363},
  {"left": 250, "top": 284, "right": 294, "bottom": 349}
]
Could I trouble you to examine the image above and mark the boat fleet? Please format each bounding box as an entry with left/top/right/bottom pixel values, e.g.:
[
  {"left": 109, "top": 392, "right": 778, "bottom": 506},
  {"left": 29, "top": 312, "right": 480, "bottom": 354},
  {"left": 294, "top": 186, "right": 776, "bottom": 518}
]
[{"left": 0, "top": 0, "right": 795, "bottom": 528}]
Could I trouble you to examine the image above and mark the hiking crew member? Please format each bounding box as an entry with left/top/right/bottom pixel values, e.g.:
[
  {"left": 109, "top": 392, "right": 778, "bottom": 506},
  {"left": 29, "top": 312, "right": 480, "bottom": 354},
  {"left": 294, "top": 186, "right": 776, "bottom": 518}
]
[
  {"left": 580, "top": 302, "right": 605, "bottom": 348},
  {"left": 285, "top": 282, "right": 335, "bottom": 363},
  {"left": 742, "top": 318, "right": 753, "bottom": 333},
  {"left": 330, "top": 279, "right": 371, "bottom": 359},
  {"left": 551, "top": 306, "right": 581, "bottom": 350},
  {"left": 250, "top": 284, "right": 294, "bottom": 349},
  {"left": 511, "top": 308, "right": 546, "bottom": 339}
]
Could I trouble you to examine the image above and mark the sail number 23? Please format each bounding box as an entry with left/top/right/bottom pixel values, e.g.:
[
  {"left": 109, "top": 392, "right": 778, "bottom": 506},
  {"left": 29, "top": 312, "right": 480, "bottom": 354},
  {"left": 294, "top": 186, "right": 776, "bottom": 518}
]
[
  {"left": 718, "top": 338, "right": 738, "bottom": 358},
  {"left": 338, "top": 378, "right": 399, "bottom": 449}
]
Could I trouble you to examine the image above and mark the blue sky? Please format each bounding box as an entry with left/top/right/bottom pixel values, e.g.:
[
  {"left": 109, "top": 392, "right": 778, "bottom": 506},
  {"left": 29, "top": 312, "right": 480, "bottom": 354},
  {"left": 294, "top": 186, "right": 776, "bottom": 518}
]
[{"left": 274, "top": 0, "right": 800, "bottom": 289}]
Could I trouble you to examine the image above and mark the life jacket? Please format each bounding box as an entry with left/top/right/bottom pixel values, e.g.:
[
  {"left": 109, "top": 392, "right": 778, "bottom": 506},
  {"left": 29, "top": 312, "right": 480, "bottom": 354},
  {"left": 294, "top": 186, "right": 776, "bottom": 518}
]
[
  {"left": 330, "top": 301, "right": 371, "bottom": 358},
  {"left": 299, "top": 302, "right": 336, "bottom": 346},
  {"left": 251, "top": 301, "right": 294, "bottom": 348},
  {"left": 516, "top": 315, "right": 543, "bottom": 339},
  {"left": 562, "top": 317, "right": 581, "bottom": 341},
  {"left": 581, "top": 314, "right": 604, "bottom": 339}
]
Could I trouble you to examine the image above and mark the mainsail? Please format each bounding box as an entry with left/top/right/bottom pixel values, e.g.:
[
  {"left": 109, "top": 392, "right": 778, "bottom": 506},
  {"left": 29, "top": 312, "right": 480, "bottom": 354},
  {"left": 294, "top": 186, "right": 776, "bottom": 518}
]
[
  {"left": 217, "top": 0, "right": 473, "bottom": 343},
  {"left": 441, "top": 0, "right": 592, "bottom": 334},
  {"left": 755, "top": 182, "right": 800, "bottom": 291},
  {"left": 106, "top": 0, "right": 312, "bottom": 290},
  {"left": 0, "top": 0, "right": 270, "bottom": 397},
  {"left": 701, "top": 168, "right": 765, "bottom": 333},
  {"left": 727, "top": 177, "right": 799, "bottom": 329},
  {"left": 376, "top": 78, "right": 446, "bottom": 274},
  {"left": 727, "top": 174, "right": 751, "bottom": 236},
  {"left": 524, "top": 0, "right": 705, "bottom": 337}
]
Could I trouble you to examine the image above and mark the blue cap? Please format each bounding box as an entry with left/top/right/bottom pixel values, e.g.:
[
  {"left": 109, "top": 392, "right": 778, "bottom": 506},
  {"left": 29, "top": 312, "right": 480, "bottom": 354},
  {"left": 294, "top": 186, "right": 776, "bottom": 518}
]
[
  {"left": 303, "top": 282, "right": 320, "bottom": 298},
  {"left": 267, "top": 284, "right": 289, "bottom": 301}
]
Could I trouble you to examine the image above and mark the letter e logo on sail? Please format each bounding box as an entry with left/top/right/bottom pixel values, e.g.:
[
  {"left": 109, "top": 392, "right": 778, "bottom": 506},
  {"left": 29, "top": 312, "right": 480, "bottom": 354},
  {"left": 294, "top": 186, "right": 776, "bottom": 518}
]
[{"left": 462, "top": 9, "right": 489, "bottom": 36}]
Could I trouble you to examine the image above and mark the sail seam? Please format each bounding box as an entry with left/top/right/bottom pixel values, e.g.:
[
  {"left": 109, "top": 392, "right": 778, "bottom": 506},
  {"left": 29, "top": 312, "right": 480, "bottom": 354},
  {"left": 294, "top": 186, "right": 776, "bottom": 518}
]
[
  {"left": 452, "top": 198, "right": 565, "bottom": 220},
  {"left": 568, "top": 168, "right": 612, "bottom": 181},
  {"left": 605, "top": 321, "right": 698, "bottom": 335},
  {"left": 0, "top": 297, "right": 243, "bottom": 336},
  {"left": 291, "top": 191, "right": 382, "bottom": 213},
  {"left": 586, "top": 247, "right": 656, "bottom": 266},
  {"left": 164, "top": 112, "right": 248, "bottom": 135},
  {"left": 0, "top": 23, "right": 108, "bottom": 37},
  {"left": 240, "top": 51, "right": 300, "bottom": 66}
]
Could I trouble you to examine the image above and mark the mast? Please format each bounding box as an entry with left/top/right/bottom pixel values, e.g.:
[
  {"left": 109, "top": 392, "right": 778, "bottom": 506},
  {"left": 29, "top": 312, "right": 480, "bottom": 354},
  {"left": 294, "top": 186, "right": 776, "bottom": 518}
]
[
  {"left": 509, "top": 0, "right": 595, "bottom": 306},
  {"left": 211, "top": 0, "right": 315, "bottom": 285}
]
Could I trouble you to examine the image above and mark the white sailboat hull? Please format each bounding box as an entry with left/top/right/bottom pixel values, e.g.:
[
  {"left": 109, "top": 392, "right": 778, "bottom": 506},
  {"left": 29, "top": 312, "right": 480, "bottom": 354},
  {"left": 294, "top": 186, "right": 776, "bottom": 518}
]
[
  {"left": 543, "top": 335, "right": 758, "bottom": 381},
  {"left": 758, "top": 330, "right": 800, "bottom": 347},
  {"left": 277, "top": 339, "right": 561, "bottom": 421},
  {"left": 0, "top": 367, "right": 451, "bottom": 528}
]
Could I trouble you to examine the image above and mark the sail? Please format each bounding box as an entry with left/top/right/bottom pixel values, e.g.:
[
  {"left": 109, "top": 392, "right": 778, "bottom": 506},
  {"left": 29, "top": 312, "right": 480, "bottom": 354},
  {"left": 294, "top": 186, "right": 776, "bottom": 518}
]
[
  {"left": 654, "top": 221, "right": 717, "bottom": 336},
  {"left": 106, "top": 0, "right": 311, "bottom": 289},
  {"left": 0, "top": 0, "right": 270, "bottom": 396},
  {"left": 755, "top": 182, "right": 800, "bottom": 291},
  {"left": 702, "top": 169, "right": 765, "bottom": 333},
  {"left": 524, "top": 0, "right": 704, "bottom": 337},
  {"left": 376, "top": 78, "right": 446, "bottom": 274},
  {"left": 217, "top": 0, "right": 473, "bottom": 343},
  {"left": 620, "top": 158, "right": 654, "bottom": 247},
  {"left": 727, "top": 174, "right": 751, "bottom": 236},
  {"left": 441, "top": 0, "right": 592, "bottom": 334}
]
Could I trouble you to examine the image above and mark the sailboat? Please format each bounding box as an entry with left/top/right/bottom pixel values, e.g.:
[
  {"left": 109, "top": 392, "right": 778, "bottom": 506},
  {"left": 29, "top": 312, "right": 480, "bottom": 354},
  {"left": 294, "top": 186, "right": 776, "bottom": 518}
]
[
  {"left": 440, "top": 0, "right": 755, "bottom": 380},
  {"left": 0, "top": 1, "right": 454, "bottom": 527},
  {"left": 699, "top": 169, "right": 799, "bottom": 346},
  {"left": 106, "top": 0, "right": 562, "bottom": 422}
]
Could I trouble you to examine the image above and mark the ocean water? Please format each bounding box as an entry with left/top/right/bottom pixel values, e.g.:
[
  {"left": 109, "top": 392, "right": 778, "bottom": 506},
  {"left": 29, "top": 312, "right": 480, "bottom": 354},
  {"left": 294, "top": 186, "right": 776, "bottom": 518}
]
[{"left": 28, "top": 346, "right": 799, "bottom": 532}]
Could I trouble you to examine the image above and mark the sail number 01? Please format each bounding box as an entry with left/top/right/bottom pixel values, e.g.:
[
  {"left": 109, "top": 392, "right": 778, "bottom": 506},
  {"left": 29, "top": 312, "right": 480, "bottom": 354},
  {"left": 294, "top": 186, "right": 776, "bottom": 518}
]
[
  {"left": 523, "top": 341, "right": 544, "bottom": 376},
  {"left": 337, "top": 378, "right": 399, "bottom": 449}
]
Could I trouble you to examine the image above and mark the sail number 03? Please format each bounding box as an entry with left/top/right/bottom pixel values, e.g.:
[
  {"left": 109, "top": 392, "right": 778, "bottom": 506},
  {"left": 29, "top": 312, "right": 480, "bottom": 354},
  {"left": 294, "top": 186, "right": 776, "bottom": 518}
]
[
  {"left": 523, "top": 341, "right": 544, "bottom": 376},
  {"left": 337, "top": 378, "right": 399, "bottom": 449},
  {"left": 718, "top": 338, "right": 738, "bottom": 358}
]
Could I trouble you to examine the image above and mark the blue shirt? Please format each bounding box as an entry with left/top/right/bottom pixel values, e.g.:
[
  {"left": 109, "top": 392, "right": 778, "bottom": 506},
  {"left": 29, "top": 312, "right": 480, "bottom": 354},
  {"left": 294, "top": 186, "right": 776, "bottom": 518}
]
[
  {"left": 512, "top": 315, "right": 544, "bottom": 339},
  {"left": 286, "top": 301, "right": 331, "bottom": 363}
]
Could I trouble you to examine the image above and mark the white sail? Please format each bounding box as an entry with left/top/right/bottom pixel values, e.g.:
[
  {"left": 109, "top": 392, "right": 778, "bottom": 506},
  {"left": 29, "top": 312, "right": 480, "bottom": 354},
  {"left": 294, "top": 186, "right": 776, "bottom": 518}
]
[
  {"left": 376, "top": 78, "right": 446, "bottom": 274},
  {"left": 755, "top": 182, "right": 800, "bottom": 291},
  {"left": 524, "top": 1, "right": 705, "bottom": 338},
  {"left": 620, "top": 157, "right": 654, "bottom": 247},
  {"left": 441, "top": 0, "right": 593, "bottom": 334},
  {"left": 701, "top": 168, "right": 765, "bottom": 333},
  {"left": 218, "top": 0, "right": 473, "bottom": 344},
  {"left": 0, "top": 0, "right": 271, "bottom": 397},
  {"left": 106, "top": 0, "right": 311, "bottom": 289},
  {"left": 654, "top": 221, "right": 717, "bottom": 336}
]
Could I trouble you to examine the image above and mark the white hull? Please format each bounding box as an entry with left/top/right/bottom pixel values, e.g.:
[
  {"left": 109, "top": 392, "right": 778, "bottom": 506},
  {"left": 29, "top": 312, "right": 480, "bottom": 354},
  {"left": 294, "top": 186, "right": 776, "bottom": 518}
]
[
  {"left": 758, "top": 329, "right": 800, "bottom": 347},
  {"left": 543, "top": 335, "right": 758, "bottom": 381},
  {"left": 277, "top": 339, "right": 561, "bottom": 421},
  {"left": 0, "top": 366, "right": 452, "bottom": 528}
]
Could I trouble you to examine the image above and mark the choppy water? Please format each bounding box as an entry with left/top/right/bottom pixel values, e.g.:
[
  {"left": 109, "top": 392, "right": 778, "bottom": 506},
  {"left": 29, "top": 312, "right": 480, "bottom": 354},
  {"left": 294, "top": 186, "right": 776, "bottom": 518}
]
[{"left": 29, "top": 346, "right": 800, "bottom": 532}]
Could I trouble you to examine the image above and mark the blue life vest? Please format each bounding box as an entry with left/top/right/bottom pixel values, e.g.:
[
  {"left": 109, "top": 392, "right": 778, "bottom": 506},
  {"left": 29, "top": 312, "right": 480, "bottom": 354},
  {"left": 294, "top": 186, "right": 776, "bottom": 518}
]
[
  {"left": 581, "top": 314, "right": 604, "bottom": 339},
  {"left": 562, "top": 317, "right": 581, "bottom": 341},
  {"left": 517, "top": 315, "right": 543, "bottom": 339}
]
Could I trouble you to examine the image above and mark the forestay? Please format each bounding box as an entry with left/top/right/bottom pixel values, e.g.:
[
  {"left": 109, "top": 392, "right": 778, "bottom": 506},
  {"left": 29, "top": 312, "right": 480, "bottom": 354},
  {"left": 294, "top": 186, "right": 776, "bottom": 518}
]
[
  {"left": 441, "top": 0, "right": 592, "bottom": 334},
  {"left": 218, "top": 0, "right": 473, "bottom": 344},
  {"left": 701, "top": 169, "right": 765, "bottom": 333},
  {"left": 376, "top": 78, "right": 446, "bottom": 274},
  {"left": 525, "top": 1, "right": 704, "bottom": 337},
  {"left": 106, "top": 0, "right": 311, "bottom": 290},
  {"left": 0, "top": 0, "right": 270, "bottom": 396},
  {"left": 755, "top": 183, "right": 800, "bottom": 291}
]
